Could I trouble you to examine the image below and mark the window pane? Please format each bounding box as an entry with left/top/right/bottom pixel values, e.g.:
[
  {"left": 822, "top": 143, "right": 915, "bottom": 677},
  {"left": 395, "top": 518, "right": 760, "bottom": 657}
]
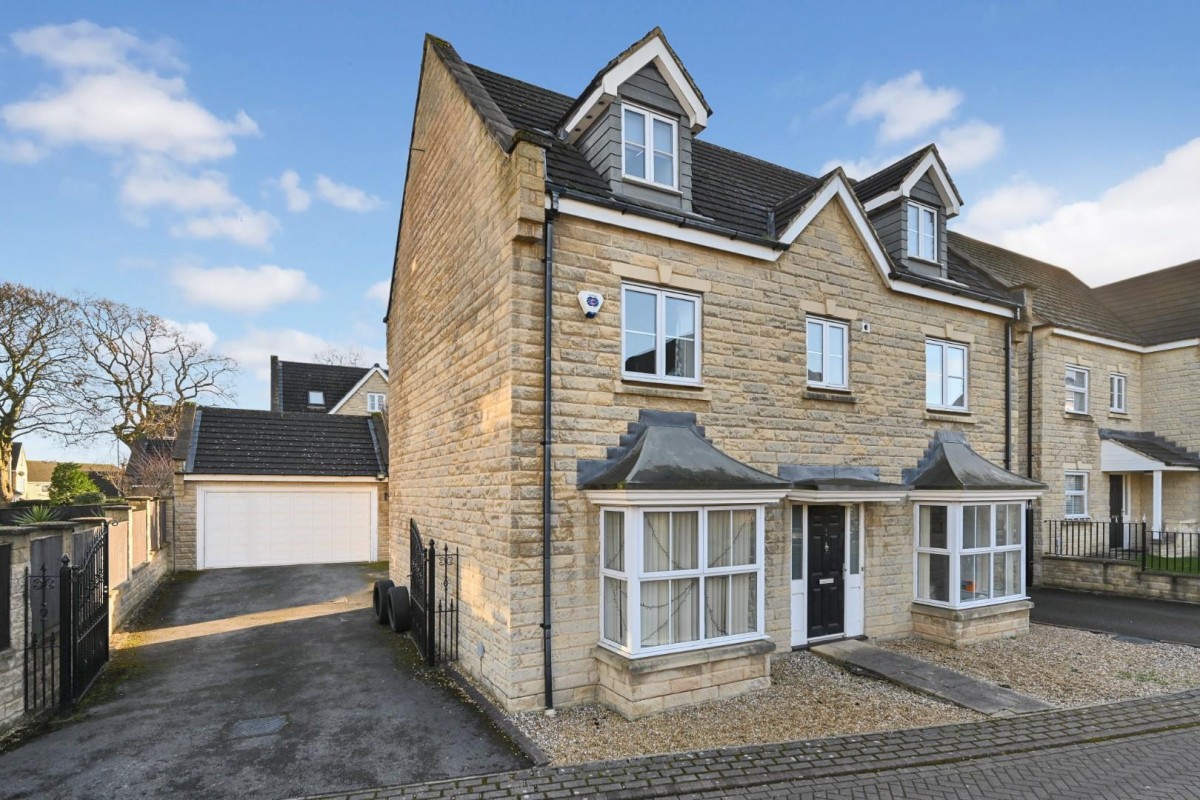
[
  {"left": 917, "top": 552, "right": 949, "bottom": 601},
  {"left": 603, "top": 577, "right": 627, "bottom": 644},
  {"left": 806, "top": 321, "right": 824, "bottom": 383},
  {"left": 731, "top": 509, "right": 756, "bottom": 565},
  {"left": 919, "top": 506, "right": 948, "bottom": 549},
  {"left": 624, "top": 109, "right": 645, "bottom": 144},
  {"left": 1007, "top": 550, "right": 1023, "bottom": 597},
  {"left": 707, "top": 510, "right": 731, "bottom": 568},
  {"left": 960, "top": 554, "right": 991, "bottom": 602},
  {"left": 848, "top": 506, "right": 861, "bottom": 575},
  {"left": 672, "top": 578, "right": 700, "bottom": 643},
  {"left": 640, "top": 579, "right": 669, "bottom": 646},
  {"left": 652, "top": 119, "right": 673, "bottom": 154},
  {"left": 926, "top": 343, "right": 943, "bottom": 406},
  {"left": 963, "top": 505, "right": 991, "bottom": 549},
  {"left": 992, "top": 551, "right": 1022, "bottom": 599},
  {"left": 1066, "top": 495, "right": 1085, "bottom": 517},
  {"left": 826, "top": 326, "right": 845, "bottom": 386},
  {"left": 625, "top": 143, "right": 646, "bottom": 178},
  {"left": 623, "top": 289, "right": 657, "bottom": 375},
  {"left": 907, "top": 207, "right": 919, "bottom": 254},
  {"left": 729, "top": 572, "right": 756, "bottom": 635},
  {"left": 643, "top": 511, "right": 670, "bottom": 571},
  {"left": 624, "top": 332, "right": 657, "bottom": 374},
  {"left": 947, "top": 377, "right": 966, "bottom": 408},
  {"left": 603, "top": 510, "right": 624, "bottom": 571},
  {"left": 946, "top": 346, "right": 965, "bottom": 379},
  {"left": 653, "top": 152, "right": 673, "bottom": 186},
  {"left": 791, "top": 510, "right": 804, "bottom": 580},
  {"left": 671, "top": 511, "right": 699, "bottom": 570},
  {"left": 1065, "top": 474, "right": 1084, "bottom": 492},
  {"left": 665, "top": 296, "right": 696, "bottom": 378},
  {"left": 705, "top": 574, "right": 728, "bottom": 637},
  {"left": 996, "top": 504, "right": 1022, "bottom": 546}
]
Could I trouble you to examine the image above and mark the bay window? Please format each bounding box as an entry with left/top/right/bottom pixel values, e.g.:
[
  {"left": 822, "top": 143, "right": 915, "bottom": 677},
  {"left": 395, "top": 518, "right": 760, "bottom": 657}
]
[
  {"left": 600, "top": 505, "right": 764, "bottom": 656},
  {"left": 914, "top": 501, "right": 1026, "bottom": 608}
]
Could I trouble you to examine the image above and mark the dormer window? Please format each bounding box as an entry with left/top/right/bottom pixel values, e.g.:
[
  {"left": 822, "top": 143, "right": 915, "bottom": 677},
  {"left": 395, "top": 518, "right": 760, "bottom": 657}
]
[
  {"left": 907, "top": 202, "right": 938, "bottom": 262},
  {"left": 622, "top": 105, "right": 677, "bottom": 189},
  {"left": 308, "top": 391, "right": 325, "bottom": 406}
]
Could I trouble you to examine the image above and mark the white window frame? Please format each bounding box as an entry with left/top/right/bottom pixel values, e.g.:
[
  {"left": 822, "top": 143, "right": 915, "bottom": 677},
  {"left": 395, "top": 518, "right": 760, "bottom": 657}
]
[
  {"left": 907, "top": 202, "right": 938, "bottom": 262},
  {"left": 1109, "top": 373, "right": 1127, "bottom": 413},
  {"left": 806, "top": 317, "right": 850, "bottom": 390},
  {"left": 366, "top": 392, "right": 386, "bottom": 412},
  {"left": 599, "top": 505, "right": 766, "bottom": 657},
  {"left": 620, "top": 283, "right": 702, "bottom": 386},
  {"left": 308, "top": 391, "right": 325, "bottom": 405},
  {"left": 925, "top": 339, "right": 969, "bottom": 411},
  {"left": 1064, "top": 471, "right": 1089, "bottom": 519},
  {"left": 913, "top": 501, "right": 1027, "bottom": 610},
  {"left": 621, "top": 103, "right": 679, "bottom": 190},
  {"left": 1065, "top": 365, "right": 1089, "bottom": 413}
]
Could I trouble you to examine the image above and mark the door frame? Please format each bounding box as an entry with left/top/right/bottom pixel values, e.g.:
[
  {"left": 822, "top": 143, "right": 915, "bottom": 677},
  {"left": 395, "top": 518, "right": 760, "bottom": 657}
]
[{"left": 790, "top": 502, "right": 866, "bottom": 647}]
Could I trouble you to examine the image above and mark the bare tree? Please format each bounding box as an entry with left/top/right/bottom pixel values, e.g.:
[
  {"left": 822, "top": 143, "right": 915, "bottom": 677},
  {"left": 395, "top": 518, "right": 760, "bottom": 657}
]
[
  {"left": 312, "top": 346, "right": 364, "bottom": 367},
  {"left": 76, "top": 298, "right": 238, "bottom": 450},
  {"left": 123, "top": 446, "right": 177, "bottom": 496},
  {"left": 0, "top": 283, "right": 86, "bottom": 502}
]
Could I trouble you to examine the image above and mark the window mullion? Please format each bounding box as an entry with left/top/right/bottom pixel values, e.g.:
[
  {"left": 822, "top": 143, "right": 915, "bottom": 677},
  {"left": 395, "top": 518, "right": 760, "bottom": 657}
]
[
  {"left": 656, "top": 293, "right": 666, "bottom": 378},
  {"left": 630, "top": 510, "right": 642, "bottom": 653}
]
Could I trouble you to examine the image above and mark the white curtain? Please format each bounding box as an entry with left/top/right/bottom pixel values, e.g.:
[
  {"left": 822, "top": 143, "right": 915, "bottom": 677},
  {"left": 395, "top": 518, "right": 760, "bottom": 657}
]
[
  {"left": 603, "top": 577, "right": 626, "bottom": 644},
  {"left": 672, "top": 511, "right": 699, "bottom": 570},
  {"left": 641, "top": 579, "right": 670, "bottom": 647},
  {"left": 707, "top": 510, "right": 731, "bottom": 567},
  {"left": 644, "top": 512, "right": 670, "bottom": 571},
  {"left": 603, "top": 510, "right": 624, "bottom": 571},
  {"left": 732, "top": 509, "right": 756, "bottom": 565},
  {"left": 674, "top": 578, "right": 699, "bottom": 642},
  {"left": 730, "top": 572, "right": 755, "bottom": 635},
  {"left": 706, "top": 575, "right": 729, "bottom": 637}
]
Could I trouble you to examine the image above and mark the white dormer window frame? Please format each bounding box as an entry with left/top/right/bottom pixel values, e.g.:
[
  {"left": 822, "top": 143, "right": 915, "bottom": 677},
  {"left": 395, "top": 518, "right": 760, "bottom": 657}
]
[
  {"left": 621, "top": 103, "right": 678, "bottom": 191},
  {"left": 907, "top": 202, "right": 938, "bottom": 263}
]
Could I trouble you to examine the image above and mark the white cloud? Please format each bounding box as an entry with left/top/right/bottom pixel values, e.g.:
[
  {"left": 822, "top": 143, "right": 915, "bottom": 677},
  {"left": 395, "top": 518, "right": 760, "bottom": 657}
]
[
  {"left": 937, "top": 121, "right": 1003, "bottom": 172},
  {"left": 171, "top": 209, "right": 279, "bottom": 248},
  {"left": 173, "top": 264, "right": 318, "bottom": 312},
  {"left": 11, "top": 19, "right": 184, "bottom": 72},
  {"left": 221, "top": 327, "right": 385, "bottom": 381},
  {"left": 315, "top": 174, "right": 381, "bottom": 212},
  {"left": 120, "top": 156, "right": 239, "bottom": 212},
  {"left": 849, "top": 71, "right": 962, "bottom": 143},
  {"left": 0, "top": 138, "right": 47, "bottom": 164},
  {"left": 366, "top": 280, "right": 390, "bottom": 305},
  {"left": 963, "top": 138, "right": 1200, "bottom": 285},
  {"left": 957, "top": 179, "right": 1060, "bottom": 240},
  {"left": 276, "top": 169, "right": 310, "bottom": 212},
  {"left": 162, "top": 318, "right": 218, "bottom": 350},
  {"left": 820, "top": 155, "right": 895, "bottom": 180}
]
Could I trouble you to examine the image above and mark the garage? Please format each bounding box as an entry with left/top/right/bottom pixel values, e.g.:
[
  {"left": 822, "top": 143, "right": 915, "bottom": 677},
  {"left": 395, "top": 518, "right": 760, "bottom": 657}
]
[
  {"left": 174, "top": 406, "right": 390, "bottom": 571},
  {"left": 198, "top": 486, "right": 377, "bottom": 569}
]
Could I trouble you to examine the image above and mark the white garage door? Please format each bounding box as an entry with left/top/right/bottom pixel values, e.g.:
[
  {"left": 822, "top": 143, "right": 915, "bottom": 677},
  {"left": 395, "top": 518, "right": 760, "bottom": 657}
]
[{"left": 199, "top": 486, "right": 376, "bottom": 569}]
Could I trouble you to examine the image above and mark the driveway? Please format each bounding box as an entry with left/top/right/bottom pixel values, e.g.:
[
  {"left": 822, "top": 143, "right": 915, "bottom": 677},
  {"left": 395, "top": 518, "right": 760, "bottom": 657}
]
[
  {"left": 0, "top": 564, "right": 528, "bottom": 799},
  {"left": 1031, "top": 587, "right": 1200, "bottom": 646}
]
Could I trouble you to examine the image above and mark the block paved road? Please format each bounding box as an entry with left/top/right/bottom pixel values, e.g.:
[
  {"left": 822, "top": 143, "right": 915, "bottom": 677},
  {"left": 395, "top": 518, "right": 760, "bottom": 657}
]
[{"left": 300, "top": 688, "right": 1200, "bottom": 800}]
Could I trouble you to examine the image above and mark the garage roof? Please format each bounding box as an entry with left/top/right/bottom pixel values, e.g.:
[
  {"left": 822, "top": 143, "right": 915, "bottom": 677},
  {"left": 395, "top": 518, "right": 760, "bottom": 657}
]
[{"left": 183, "top": 407, "right": 386, "bottom": 477}]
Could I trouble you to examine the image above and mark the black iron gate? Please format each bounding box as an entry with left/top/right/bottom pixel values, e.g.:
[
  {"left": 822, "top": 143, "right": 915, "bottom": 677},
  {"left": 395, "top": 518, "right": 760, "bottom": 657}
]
[
  {"left": 24, "top": 523, "right": 110, "bottom": 714},
  {"left": 408, "top": 519, "right": 459, "bottom": 666}
]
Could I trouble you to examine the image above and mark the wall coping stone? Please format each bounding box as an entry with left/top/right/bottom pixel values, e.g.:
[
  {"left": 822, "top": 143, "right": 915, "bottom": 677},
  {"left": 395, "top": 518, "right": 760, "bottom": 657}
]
[
  {"left": 595, "top": 639, "right": 776, "bottom": 675},
  {"left": 912, "top": 599, "right": 1033, "bottom": 622}
]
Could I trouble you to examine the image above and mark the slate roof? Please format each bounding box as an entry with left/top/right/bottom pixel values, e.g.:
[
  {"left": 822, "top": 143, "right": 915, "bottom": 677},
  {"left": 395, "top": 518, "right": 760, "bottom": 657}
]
[
  {"left": 903, "top": 432, "right": 1045, "bottom": 491},
  {"left": 277, "top": 361, "right": 373, "bottom": 413},
  {"left": 578, "top": 410, "right": 790, "bottom": 491},
  {"left": 948, "top": 233, "right": 1143, "bottom": 343},
  {"left": 1099, "top": 429, "right": 1200, "bottom": 468},
  {"left": 186, "top": 408, "right": 386, "bottom": 477},
  {"left": 852, "top": 148, "right": 929, "bottom": 204},
  {"left": 25, "top": 460, "right": 120, "bottom": 485},
  {"left": 1093, "top": 259, "right": 1200, "bottom": 344}
]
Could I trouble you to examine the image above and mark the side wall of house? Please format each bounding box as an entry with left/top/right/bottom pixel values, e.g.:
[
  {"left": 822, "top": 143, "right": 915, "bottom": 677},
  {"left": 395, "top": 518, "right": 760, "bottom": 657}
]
[
  {"left": 334, "top": 373, "right": 390, "bottom": 416},
  {"left": 1143, "top": 345, "right": 1200, "bottom": 454},
  {"left": 386, "top": 44, "right": 544, "bottom": 705}
]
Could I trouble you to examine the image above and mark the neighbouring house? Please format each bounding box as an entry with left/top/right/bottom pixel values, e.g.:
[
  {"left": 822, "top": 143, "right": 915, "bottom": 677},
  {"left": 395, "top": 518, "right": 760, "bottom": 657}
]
[
  {"left": 384, "top": 29, "right": 1046, "bottom": 718},
  {"left": 8, "top": 443, "right": 27, "bottom": 500},
  {"left": 170, "top": 360, "right": 391, "bottom": 571},
  {"left": 23, "top": 460, "right": 123, "bottom": 502},
  {"left": 270, "top": 357, "right": 389, "bottom": 415},
  {"left": 951, "top": 238, "right": 1200, "bottom": 593}
]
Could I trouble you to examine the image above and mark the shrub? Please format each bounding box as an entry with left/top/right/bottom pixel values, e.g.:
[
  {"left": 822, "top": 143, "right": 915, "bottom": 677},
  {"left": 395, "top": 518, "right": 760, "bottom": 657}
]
[
  {"left": 13, "top": 505, "right": 61, "bottom": 524},
  {"left": 48, "top": 463, "right": 100, "bottom": 506},
  {"left": 72, "top": 491, "right": 106, "bottom": 506}
]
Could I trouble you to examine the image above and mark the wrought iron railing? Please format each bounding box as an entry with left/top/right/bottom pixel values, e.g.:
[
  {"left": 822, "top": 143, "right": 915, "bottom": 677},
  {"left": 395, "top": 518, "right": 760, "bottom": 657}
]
[
  {"left": 1046, "top": 520, "right": 1200, "bottom": 575},
  {"left": 408, "top": 519, "right": 460, "bottom": 666}
]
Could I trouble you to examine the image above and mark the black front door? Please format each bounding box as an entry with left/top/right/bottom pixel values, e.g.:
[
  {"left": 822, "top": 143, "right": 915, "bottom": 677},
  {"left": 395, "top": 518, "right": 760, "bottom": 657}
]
[
  {"left": 807, "top": 505, "right": 845, "bottom": 639},
  {"left": 1109, "top": 474, "right": 1125, "bottom": 548}
]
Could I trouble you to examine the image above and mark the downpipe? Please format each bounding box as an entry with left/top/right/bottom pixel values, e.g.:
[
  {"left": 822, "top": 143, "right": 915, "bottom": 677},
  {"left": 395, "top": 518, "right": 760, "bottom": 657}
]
[{"left": 541, "top": 191, "right": 559, "bottom": 710}]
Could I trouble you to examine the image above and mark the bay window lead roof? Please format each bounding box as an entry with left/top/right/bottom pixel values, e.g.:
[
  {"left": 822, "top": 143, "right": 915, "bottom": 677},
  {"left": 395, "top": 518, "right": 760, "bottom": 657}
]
[
  {"left": 779, "top": 465, "right": 907, "bottom": 492},
  {"left": 578, "top": 410, "right": 791, "bottom": 491},
  {"left": 903, "top": 432, "right": 1046, "bottom": 491}
]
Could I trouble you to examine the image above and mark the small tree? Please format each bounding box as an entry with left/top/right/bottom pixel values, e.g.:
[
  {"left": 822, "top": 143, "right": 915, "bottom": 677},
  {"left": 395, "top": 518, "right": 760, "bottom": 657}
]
[
  {"left": 48, "top": 462, "right": 100, "bottom": 506},
  {"left": 312, "top": 346, "right": 364, "bottom": 366}
]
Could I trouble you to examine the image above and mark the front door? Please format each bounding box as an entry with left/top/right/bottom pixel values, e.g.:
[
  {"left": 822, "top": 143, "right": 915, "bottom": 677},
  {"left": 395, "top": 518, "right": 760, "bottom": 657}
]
[
  {"left": 807, "top": 505, "right": 846, "bottom": 639},
  {"left": 1109, "top": 474, "right": 1126, "bottom": 548}
]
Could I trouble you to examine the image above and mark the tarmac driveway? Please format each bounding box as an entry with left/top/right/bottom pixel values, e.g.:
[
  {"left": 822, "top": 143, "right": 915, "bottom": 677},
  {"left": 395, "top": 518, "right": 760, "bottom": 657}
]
[
  {"left": 0, "top": 564, "right": 528, "bottom": 799},
  {"left": 1031, "top": 587, "right": 1200, "bottom": 646}
]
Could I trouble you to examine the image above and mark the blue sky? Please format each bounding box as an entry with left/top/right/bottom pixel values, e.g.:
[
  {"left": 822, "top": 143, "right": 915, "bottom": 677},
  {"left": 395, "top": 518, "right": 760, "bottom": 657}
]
[{"left": 4, "top": 1, "right": 1199, "bottom": 463}]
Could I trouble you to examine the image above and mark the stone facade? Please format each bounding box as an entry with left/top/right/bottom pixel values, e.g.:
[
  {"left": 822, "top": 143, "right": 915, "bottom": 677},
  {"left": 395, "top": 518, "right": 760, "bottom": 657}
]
[
  {"left": 386, "top": 39, "right": 1034, "bottom": 715},
  {"left": 1041, "top": 555, "right": 1200, "bottom": 603},
  {"left": 333, "top": 372, "right": 389, "bottom": 416},
  {"left": 911, "top": 600, "right": 1032, "bottom": 647}
]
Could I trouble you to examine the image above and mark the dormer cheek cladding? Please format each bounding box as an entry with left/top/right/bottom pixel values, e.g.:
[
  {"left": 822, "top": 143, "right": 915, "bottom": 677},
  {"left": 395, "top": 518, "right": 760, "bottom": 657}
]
[{"left": 576, "top": 62, "right": 694, "bottom": 213}]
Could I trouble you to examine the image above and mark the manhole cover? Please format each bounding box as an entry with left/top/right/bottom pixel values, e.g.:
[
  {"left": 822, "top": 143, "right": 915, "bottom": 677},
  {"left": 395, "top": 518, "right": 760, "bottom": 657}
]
[{"left": 229, "top": 715, "right": 287, "bottom": 738}]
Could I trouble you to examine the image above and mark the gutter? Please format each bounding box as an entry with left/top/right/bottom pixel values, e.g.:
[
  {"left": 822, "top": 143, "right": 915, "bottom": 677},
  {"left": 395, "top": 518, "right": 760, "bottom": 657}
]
[
  {"left": 541, "top": 190, "right": 559, "bottom": 710},
  {"left": 888, "top": 270, "right": 1022, "bottom": 311}
]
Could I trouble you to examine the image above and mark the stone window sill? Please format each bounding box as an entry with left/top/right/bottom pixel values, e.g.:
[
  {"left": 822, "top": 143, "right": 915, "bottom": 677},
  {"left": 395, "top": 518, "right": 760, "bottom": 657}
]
[
  {"left": 594, "top": 638, "right": 775, "bottom": 674},
  {"left": 1063, "top": 412, "right": 1092, "bottom": 421},
  {"left": 924, "top": 410, "right": 976, "bottom": 424},
  {"left": 614, "top": 380, "right": 712, "bottom": 402},
  {"left": 1108, "top": 411, "right": 1131, "bottom": 420},
  {"left": 803, "top": 389, "right": 857, "bottom": 404}
]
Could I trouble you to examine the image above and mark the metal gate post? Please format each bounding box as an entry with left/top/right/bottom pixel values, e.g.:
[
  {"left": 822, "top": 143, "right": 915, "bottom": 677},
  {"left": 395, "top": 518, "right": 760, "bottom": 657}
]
[
  {"left": 426, "top": 538, "right": 436, "bottom": 666},
  {"left": 58, "top": 555, "right": 73, "bottom": 712}
]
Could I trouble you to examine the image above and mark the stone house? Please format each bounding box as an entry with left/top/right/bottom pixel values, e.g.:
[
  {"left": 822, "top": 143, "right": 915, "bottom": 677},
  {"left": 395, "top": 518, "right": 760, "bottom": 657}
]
[
  {"left": 953, "top": 238, "right": 1200, "bottom": 579},
  {"left": 384, "top": 29, "right": 1046, "bottom": 718}
]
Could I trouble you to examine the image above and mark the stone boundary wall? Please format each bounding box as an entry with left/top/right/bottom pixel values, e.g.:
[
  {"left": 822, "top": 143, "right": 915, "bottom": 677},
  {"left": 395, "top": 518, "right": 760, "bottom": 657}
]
[{"left": 1041, "top": 554, "right": 1200, "bottom": 603}]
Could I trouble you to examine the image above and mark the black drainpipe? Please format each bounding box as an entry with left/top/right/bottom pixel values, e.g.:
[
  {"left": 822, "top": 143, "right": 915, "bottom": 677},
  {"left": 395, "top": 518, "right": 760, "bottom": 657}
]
[
  {"left": 541, "top": 191, "right": 559, "bottom": 710},
  {"left": 1004, "top": 316, "right": 1014, "bottom": 472},
  {"left": 1025, "top": 325, "right": 1036, "bottom": 587}
]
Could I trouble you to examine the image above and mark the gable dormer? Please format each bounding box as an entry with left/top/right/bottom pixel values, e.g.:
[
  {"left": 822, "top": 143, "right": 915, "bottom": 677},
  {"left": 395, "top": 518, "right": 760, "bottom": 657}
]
[
  {"left": 858, "top": 146, "right": 962, "bottom": 281},
  {"left": 559, "top": 28, "right": 710, "bottom": 214}
]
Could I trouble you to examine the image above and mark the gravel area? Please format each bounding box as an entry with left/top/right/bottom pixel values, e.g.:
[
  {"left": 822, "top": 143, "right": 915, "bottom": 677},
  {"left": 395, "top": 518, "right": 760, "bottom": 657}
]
[
  {"left": 511, "top": 652, "right": 979, "bottom": 765},
  {"left": 879, "top": 624, "right": 1200, "bottom": 707}
]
